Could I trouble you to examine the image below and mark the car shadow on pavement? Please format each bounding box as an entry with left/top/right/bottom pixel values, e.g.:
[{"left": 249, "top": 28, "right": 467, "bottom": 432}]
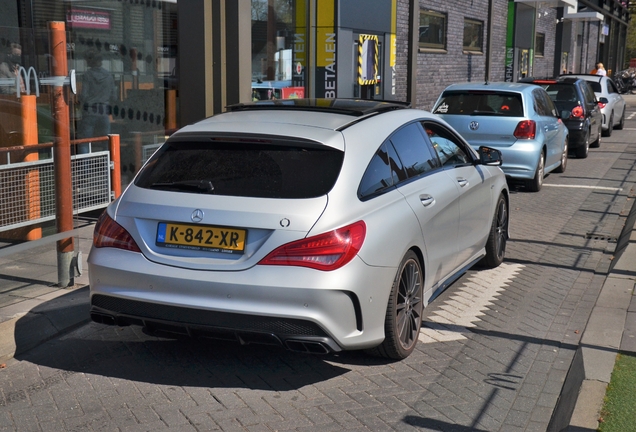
[{"left": 11, "top": 291, "right": 398, "bottom": 391}]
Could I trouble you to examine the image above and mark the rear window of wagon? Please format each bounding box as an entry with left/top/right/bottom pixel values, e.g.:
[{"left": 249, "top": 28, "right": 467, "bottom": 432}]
[{"left": 135, "top": 137, "right": 344, "bottom": 199}]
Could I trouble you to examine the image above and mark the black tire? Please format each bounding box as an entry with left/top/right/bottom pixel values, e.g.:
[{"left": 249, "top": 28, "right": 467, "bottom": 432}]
[
  {"left": 554, "top": 138, "right": 568, "bottom": 173},
  {"left": 575, "top": 129, "right": 590, "bottom": 158},
  {"left": 615, "top": 109, "right": 625, "bottom": 130},
  {"left": 368, "top": 251, "right": 423, "bottom": 360},
  {"left": 603, "top": 113, "right": 613, "bottom": 137},
  {"left": 479, "top": 193, "right": 508, "bottom": 269},
  {"left": 526, "top": 151, "right": 544, "bottom": 192},
  {"left": 590, "top": 126, "right": 601, "bottom": 148}
]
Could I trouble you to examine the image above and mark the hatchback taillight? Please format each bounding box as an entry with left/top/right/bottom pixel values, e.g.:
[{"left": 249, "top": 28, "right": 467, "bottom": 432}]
[
  {"left": 513, "top": 120, "right": 536, "bottom": 139},
  {"left": 597, "top": 101, "right": 607, "bottom": 109},
  {"left": 570, "top": 105, "right": 585, "bottom": 119},
  {"left": 93, "top": 211, "right": 141, "bottom": 252},
  {"left": 258, "top": 221, "right": 366, "bottom": 271}
]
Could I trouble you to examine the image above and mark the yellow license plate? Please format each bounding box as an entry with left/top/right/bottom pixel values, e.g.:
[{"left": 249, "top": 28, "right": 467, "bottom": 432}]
[{"left": 156, "top": 222, "right": 246, "bottom": 253}]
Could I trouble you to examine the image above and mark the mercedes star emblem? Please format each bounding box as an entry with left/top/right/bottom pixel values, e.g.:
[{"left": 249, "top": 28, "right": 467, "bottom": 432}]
[{"left": 191, "top": 209, "right": 204, "bottom": 222}]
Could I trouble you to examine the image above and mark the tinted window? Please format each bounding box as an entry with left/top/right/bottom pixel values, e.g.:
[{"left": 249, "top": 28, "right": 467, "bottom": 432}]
[
  {"left": 135, "top": 139, "right": 344, "bottom": 199},
  {"left": 608, "top": 80, "right": 618, "bottom": 94},
  {"left": 358, "top": 142, "right": 405, "bottom": 199},
  {"left": 533, "top": 89, "right": 557, "bottom": 117},
  {"left": 581, "top": 82, "right": 596, "bottom": 103},
  {"left": 532, "top": 88, "right": 550, "bottom": 116},
  {"left": 390, "top": 123, "right": 439, "bottom": 178},
  {"left": 587, "top": 81, "right": 602, "bottom": 93},
  {"left": 422, "top": 122, "right": 471, "bottom": 167},
  {"left": 434, "top": 91, "right": 524, "bottom": 117}
]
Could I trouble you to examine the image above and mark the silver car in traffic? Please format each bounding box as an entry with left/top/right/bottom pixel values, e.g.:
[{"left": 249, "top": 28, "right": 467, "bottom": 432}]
[{"left": 88, "top": 99, "right": 509, "bottom": 359}]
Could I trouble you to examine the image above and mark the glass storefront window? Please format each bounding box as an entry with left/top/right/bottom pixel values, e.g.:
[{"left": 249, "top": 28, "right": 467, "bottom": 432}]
[
  {"left": 251, "top": 0, "right": 307, "bottom": 101},
  {"left": 0, "top": 1, "right": 179, "bottom": 188}
]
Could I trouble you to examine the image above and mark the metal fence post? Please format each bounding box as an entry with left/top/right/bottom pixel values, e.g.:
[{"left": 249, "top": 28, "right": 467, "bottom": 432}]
[
  {"left": 49, "top": 21, "right": 74, "bottom": 287},
  {"left": 108, "top": 134, "right": 121, "bottom": 199}
]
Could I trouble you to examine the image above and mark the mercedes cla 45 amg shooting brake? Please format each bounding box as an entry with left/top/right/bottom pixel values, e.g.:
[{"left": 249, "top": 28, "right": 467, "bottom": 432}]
[{"left": 88, "top": 99, "right": 509, "bottom": 359}]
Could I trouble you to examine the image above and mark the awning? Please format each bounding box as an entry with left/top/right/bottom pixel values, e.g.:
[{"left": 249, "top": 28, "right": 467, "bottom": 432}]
[
  {"left": 563, "top": 5, "right": 603, "bottom": 21},
  {"left": 513, "top": 0, "right": 577, "bottom": 7}
]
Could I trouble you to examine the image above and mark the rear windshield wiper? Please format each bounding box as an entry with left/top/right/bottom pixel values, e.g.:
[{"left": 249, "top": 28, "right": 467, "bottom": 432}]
[{"left": 149, "top": 179, "right": 215, "bottom": 194}]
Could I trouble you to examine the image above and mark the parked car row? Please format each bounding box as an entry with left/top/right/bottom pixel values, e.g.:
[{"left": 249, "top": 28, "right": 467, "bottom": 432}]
[
  {"left": 87, "top": 78, "right": 624, "bottom": 360},
  {"left": 434, "top": 75, "right": 623, "bottom": 191}
]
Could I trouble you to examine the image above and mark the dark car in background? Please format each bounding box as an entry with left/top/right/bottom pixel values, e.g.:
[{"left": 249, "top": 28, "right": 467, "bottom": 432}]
[
  {"left": 565, "top": 74, "right": 626, "bottom": 137},
  {"left": 522, "top": 77, "right": 602, "bottom": 158}
]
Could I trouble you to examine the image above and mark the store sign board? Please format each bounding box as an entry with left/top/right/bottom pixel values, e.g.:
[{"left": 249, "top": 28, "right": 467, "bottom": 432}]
[{"left": 67, "top": 9, "right": 111, "bottom": 30}]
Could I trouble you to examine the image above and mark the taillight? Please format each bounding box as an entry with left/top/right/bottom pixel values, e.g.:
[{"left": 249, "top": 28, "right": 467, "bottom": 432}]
[
  {"left": 513, "top": 120, "right": 536, "bottom": 139},
  {"left": 259, "top": 221, "right": 366, "bottom": 271},
  {"left": 570, "top": 105, "right": 585, "bottom": 119},
  {"left": 93, "top": 211, "right": 141, "bottom": 252},
  {"left": 597, "top": 101, "right": 607, "bottom": 109}
]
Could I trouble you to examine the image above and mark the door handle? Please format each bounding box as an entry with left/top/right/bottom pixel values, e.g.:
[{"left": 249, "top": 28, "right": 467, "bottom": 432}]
[
  {"left": 457, "top": 178, "right": 469, "bottom": 187},
  {"left": 419, "top": 194, "right": 435, "bottom": 207}
]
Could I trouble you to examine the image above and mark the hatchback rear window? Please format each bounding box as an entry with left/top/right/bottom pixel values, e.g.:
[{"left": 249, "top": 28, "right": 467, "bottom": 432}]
[
  {"left": 541, "top": 84, "right": 579, "bottom": 102},
  {"left": 434, "top": 91, "right": 524, "bottom": 117},
  {"left": 135, "top": 138, "right": 344, "bottom": 198}
]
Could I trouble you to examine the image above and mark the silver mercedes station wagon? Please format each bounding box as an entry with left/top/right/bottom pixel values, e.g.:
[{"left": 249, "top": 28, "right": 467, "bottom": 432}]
[{"left": 88, "top": 99, "right": 509, "bottom": 359}]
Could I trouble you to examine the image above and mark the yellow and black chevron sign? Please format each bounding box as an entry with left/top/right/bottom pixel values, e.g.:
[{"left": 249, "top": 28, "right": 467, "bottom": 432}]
[{"left": 358, "top": 34, "right": 378, "bottom": 85}]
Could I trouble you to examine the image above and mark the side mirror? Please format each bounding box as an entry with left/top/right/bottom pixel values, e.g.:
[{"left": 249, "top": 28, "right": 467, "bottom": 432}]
[
  {"left": 560, "top": 110, "right": 571, "bottom": 119},
  {"left": 478, "top": 146, "right": 502, "bottom": 166},
  {"left": 598, "top": 97, "right": 609, "bottom": 104}
]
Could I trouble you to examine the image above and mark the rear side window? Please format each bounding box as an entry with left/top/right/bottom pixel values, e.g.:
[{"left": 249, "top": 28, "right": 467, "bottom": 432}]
[
  {"left": 434, "top": 91, "right": 524, "bottom": 117},
  {"left": 533, "top": 88, "right": 556, "bottom": 117},
  {"left": 588, "top": 81, "right": 601, "bottom": 93},
  {"left": 358, "top": 142, "right": 406, "bottom": 199},
  {"left": 389, "top": 123, "right": 439, "bottom": 179},
  {"left": 135, "top": 139, "right": 344, "bottom": 198}
]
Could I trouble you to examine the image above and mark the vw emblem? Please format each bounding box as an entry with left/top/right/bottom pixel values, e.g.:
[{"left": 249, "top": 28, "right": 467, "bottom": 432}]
[
  {"left": 469, "top": 121, "right": 479, "bottom": 131},
  {"left": 191, "top": 209, "right": 204, "bottom": 223}
]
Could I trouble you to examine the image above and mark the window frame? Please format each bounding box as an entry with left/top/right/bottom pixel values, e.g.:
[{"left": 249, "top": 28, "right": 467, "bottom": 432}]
[
  {"left": 463, "top": 18, "right": 484, "bottom": 54},
  {"left": 419, "top": 9, "right": 447, "bottom": 52},
  {"left": 535, "top": 33, "right": 545, "bottom": 57}
]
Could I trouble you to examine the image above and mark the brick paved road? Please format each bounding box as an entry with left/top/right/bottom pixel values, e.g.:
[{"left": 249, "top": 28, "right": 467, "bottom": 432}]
[{"left": 1, "top": 118, "right": 636, "bottom": 431}]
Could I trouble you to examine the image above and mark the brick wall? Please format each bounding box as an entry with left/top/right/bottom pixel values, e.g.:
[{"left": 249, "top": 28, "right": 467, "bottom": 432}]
[
  {"left": 534, "top": 8, "right": 557, "bottom": 78},
  {"left": 395, "top": 0, "right": 510, "bottom": 111}
]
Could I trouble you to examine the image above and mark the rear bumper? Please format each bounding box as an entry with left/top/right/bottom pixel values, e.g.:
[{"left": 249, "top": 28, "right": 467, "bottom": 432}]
[{"left": 88, "top": 247, "right": 397, "bottom": 352}]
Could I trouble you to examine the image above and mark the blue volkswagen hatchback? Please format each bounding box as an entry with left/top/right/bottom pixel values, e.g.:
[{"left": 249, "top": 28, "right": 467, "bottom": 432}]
[{"left": 432, "top": 82, "right": 569, "bottom": 192}]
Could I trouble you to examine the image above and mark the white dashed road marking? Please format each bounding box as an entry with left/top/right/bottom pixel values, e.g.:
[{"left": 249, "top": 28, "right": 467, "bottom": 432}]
[
  {"left": 628, "top": 112, "right": 636, "bottom": 120},
  {"left": 543, "top": 184, "right": 622, "bottom": 192},
  {"left": 419, "top": 263, "right": 525, "bottom": 343}
]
